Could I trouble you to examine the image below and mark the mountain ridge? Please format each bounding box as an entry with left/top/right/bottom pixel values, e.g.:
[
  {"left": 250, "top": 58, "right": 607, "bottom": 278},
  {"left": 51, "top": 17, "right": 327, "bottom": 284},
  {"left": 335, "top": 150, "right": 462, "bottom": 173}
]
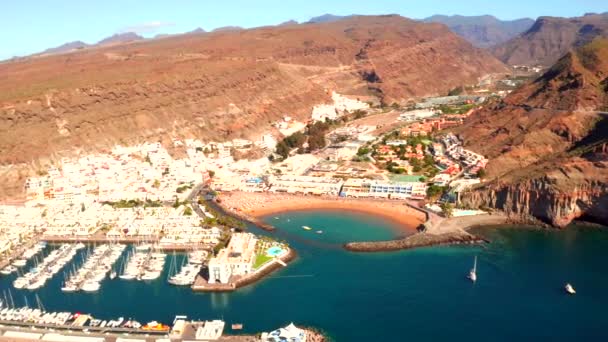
[
  {"left": 491, "top": 13, "right": 608, "bottom": 66},
  {"left": 422, "top": 15, "right": 534, "bottom": 47}
]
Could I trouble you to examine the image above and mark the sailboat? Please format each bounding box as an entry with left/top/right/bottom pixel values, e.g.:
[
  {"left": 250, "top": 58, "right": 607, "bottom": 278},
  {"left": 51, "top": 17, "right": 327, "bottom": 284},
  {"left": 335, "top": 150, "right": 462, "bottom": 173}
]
[{"left": 468, "top": 256, "right": 477, "bottom": 283}]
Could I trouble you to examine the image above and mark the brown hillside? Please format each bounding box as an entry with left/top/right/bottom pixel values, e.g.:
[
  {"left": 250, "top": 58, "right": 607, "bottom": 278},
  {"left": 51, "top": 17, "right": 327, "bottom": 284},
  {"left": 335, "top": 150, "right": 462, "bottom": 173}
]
[
  {"left": 455, "top": 39, "right": 608, "bottom": 226},
  {"left": 0, "top": 15, "right": 507, "bottom": 198},
  {"left": 492, "top": 13, "right": 608, "bottom": 66}
]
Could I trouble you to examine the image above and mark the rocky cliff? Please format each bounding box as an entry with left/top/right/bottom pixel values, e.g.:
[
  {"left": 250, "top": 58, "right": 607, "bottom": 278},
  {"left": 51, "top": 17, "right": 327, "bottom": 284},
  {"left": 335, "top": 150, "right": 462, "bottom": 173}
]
[
  {"left": 456, "top": 39, "right": 608, "bottom": 226},
  {"left": 0, "top": 15, "right": 507, "bottom": 199},
  {"left": 492, "top": 13, "right": 608, "bottom": 66}
]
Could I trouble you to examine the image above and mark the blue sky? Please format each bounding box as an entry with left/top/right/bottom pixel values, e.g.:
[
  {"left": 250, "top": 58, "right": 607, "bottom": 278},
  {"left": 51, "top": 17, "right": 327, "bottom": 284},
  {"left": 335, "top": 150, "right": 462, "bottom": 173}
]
[{"left": 1, "top": 0, "right": 606, "bottom": 60}]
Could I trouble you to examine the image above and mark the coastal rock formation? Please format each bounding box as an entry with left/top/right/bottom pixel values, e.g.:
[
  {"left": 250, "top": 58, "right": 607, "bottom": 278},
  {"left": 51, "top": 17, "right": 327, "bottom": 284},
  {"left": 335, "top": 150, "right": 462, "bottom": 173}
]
[
  {"left": 455, "top": 39, "right": 608, "bottom": 227},
  {"left": 491, "top": 13, "right": 608, "bottom": 66},
  {"left": 422, "top": 15, "right": 534, "bottom": 48},
  {"left": 0, "top": 15, "right": 507, "bottom": 199}
]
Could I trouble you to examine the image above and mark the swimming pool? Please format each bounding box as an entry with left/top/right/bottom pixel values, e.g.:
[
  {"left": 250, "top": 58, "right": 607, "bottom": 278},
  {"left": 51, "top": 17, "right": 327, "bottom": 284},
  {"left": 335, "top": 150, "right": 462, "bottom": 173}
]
[{"left": 266, "top": 246, "right": 284, "bottom": 257}]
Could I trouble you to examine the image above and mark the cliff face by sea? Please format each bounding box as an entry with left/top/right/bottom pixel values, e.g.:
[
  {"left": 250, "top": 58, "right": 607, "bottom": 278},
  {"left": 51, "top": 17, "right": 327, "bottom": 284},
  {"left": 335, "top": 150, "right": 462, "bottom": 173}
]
[{"left": 461, "top": 178, "right": 608, "bottom": 227}]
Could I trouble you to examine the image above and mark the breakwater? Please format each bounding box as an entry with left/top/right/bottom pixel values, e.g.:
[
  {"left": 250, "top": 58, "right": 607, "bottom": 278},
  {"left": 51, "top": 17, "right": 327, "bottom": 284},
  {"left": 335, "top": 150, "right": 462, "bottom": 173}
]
[{"left": 344, "top": 231, "right": 488, "bottom": 252}]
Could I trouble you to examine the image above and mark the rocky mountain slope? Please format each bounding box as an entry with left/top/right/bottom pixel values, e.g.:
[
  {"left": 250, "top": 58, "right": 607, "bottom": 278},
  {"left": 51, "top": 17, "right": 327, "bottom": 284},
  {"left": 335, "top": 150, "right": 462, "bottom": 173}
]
[
  {"left": 97, "top": 32, "right": 144, "bottom": 45},
  {"left": 41, "top": 41, "right": 89, "bottom": 55},
  {"left": 455, "top": 39, "right": 608, "bottom": 226},
  {"left": 0, "top": 15, "right": 507, "bottom": 199},
  {"left": 422, "top": 15, "right": 534, "bottom": 48},
  {"left": 492, "top": 13, "right": 608, "bottom": 66}
]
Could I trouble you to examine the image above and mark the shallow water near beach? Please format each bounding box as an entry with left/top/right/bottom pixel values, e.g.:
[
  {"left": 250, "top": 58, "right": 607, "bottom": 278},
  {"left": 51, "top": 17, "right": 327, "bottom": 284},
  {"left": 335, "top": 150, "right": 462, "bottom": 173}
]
[{"left": 1, "top": 211, "right": 607, "bottom": 341}]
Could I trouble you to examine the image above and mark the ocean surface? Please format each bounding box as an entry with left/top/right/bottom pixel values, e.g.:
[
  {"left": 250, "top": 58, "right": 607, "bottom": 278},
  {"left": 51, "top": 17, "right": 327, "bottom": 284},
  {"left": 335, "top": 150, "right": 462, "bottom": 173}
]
[{"left": 1, "top": 210, "right": 607, "bottom": 341}]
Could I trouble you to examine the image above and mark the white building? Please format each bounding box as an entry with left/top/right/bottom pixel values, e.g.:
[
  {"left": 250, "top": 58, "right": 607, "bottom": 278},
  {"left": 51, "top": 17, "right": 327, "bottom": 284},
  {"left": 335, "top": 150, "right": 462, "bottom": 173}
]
[
  {"left": 208, "top": 233, "right": 258, "bottom": 284},
  {"left": 261, "top": 323, "right": 307, "bottom": 342},
  {"left": 269, "top": 176, "right": 343, "bottom": 195}
]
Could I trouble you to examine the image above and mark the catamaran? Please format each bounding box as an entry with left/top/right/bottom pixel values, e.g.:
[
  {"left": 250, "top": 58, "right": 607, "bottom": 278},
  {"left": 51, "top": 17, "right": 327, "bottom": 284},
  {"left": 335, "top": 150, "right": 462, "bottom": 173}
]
[{"left": 468, "top": 256, "right": 477, "bottom": 282}]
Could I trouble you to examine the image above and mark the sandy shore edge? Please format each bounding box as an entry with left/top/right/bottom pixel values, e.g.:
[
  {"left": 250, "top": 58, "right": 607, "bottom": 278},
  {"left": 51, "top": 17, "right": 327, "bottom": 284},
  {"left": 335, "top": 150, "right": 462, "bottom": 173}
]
[{"left": 217, "top": 191, "right": 426, "bottom": 233}]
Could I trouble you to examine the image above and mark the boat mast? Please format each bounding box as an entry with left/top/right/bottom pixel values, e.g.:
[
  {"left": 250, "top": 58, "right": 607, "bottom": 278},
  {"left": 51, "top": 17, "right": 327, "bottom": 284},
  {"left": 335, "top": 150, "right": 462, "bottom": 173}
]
[{"left": 473, "top": 256, "right": 477, "bottom": 273}]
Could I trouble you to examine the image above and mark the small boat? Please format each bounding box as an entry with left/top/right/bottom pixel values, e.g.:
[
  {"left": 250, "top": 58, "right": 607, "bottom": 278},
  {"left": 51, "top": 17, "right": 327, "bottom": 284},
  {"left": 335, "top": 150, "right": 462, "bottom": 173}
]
[
  {"left": 565, "top": 283, "right": 576, "bottom": 295},
  {"left": 12, "top": 259, "right": 27, "bottom": 267},
  {"left": 61, "top": 284, "right": 78, "bottom": 292},
  {"left": 109, "top": 271, "right": 117, "bottom": 280},
  {"left": 274, "top": 217, "right": 279, "bottom": 220},
  {"left": 316, "top": 230, "right": 323, "bottom": 234},
  {"left": 1, "top": 265, "right": 17, "bottom": 275},
  {"left": 468, "top": 256, "right": 477, "bottom": 283},
  {"left": 232, "top": 323, "right": 243, "bottom": 330},
  {"left": 302, "top": 226, "right": 312, "bottom": 231},
  {"left": 81, "top": 281, "right": 100, "bottom": 292}
]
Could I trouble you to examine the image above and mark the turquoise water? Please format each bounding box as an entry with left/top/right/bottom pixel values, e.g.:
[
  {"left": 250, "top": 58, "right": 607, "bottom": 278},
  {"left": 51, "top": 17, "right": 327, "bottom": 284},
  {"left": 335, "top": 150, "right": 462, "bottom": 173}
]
[
  {"left": 1, "top": 211, "right": 607, "bottom": 341},
  {"left": 266, "top": 246, "right": 284, "bottom": 256}
]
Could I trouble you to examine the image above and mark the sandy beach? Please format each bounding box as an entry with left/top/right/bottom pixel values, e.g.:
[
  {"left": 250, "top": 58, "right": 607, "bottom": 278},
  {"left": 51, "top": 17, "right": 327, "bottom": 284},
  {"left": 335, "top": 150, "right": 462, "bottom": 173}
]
[{"left": 217, "top": 191, "right": 426, "bottom": 232}]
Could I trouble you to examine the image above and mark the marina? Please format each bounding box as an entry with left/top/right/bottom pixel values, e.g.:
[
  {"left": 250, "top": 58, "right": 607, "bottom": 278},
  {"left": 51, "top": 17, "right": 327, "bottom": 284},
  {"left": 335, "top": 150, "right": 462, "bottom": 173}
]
[
  {"left": 167, "top": 250, "right": 207, "bottom": 286},
  {"left": 120, "top": 247, "right": 167, "bottom": 281},
  {"left": 1, "top": 242, "right": 47, "bottom": 275},
  {"left": 61, "top": 244, "right": 126, "bottom": 293},
  {"left": 13, "top": 244, "right": 83, "bottom": 291}
]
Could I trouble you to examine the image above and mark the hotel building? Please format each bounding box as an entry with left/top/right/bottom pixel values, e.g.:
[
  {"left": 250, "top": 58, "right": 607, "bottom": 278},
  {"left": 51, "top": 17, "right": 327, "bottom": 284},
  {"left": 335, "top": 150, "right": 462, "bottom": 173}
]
[{"left": 208, "top": 233, "right": 258, "bottom": 284}]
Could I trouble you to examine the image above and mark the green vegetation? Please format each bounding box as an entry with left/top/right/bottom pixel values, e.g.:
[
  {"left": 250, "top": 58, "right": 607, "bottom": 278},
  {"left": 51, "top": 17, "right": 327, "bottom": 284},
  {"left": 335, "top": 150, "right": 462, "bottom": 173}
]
[
  {"left": 426, "top": 185, "right": 448, "bottom": 200},
  {"left": 183, "top": 206, "right": 193, "bottom": 216},
  {"left": 213, "top": 235, "right": 230, "bottom": 255},
  {"left": 103, "top": 199, "right": 163, "bottom": 209},
  {"left": 253, "top": 253, "right": 274, "bottom": 269},
  {"left": 476, "top": 168, "right": 487, "bottom": 179},
  {"left": 176, "top": 183, "right": 194, "bottom": 194},
  {"left": 199, "top": 201, "right": 245, "bottom": 229},
  {"left": 274, "top": 119, "right": 339, "bottom": 159},
  {"left": 152, "top": 179, "right": 161, "bottom": 188},
  {"left": 357, "top": 146, "right": 371, "bottom": 156},
  {"left": 103, "top": 199, "right": 143, "bottom": 209},
  {"left": 440, "top": 202, "right": 454, "bottom": 218},
  {"left": 438, "top": 104, "right": 476, "bottom": 115}
]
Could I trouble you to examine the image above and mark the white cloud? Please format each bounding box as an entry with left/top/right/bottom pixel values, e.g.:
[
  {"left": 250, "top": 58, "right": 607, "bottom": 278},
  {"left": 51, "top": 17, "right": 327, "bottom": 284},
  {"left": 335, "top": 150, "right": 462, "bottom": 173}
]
[{"left": 118, "top": 21, "right": 175, "bottom": 34}]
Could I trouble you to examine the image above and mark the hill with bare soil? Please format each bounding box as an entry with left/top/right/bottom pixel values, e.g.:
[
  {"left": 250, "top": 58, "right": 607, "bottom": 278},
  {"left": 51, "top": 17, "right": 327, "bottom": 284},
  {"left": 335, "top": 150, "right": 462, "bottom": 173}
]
[
  {"left": 492, "top": 13, "right": 608, "bottom": 66},
  {"left": 0, "top": 15, "right": 507, "bottom": 199},
  {"left": 454, "top": 39, "right": 608, "bottom": 226}
]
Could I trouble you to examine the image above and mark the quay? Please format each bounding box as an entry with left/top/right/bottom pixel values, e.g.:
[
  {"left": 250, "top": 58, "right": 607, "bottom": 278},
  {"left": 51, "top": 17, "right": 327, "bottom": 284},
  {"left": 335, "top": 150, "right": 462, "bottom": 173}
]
[{"left": 40, "top": 237, "right": 210, "bottom": 252}]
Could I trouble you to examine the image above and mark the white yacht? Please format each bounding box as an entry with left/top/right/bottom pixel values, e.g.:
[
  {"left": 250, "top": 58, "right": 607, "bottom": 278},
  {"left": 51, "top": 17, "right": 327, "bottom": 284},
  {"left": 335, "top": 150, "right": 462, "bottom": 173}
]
[
  {"left": 468, "top": 256, "right": 477, "bottom": 283},
  {"left": 81, "top": 281, "right": 101, "bottom": 292},
  {"left": 565, "top": 283, "right": 576, "bottom": 295}
]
